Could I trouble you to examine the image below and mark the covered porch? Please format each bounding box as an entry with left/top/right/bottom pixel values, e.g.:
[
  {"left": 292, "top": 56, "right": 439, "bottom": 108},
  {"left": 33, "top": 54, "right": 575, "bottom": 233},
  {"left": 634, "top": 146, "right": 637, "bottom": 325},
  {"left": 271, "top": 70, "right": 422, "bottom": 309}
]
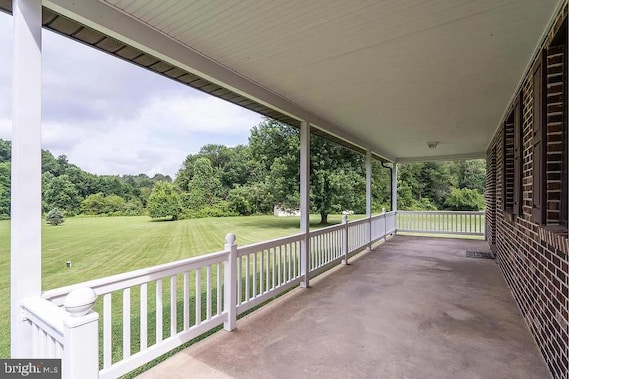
[
  {"left": 3, "top": 0, "right": 571, "bottom": 377},
  {"left": 137, "top": 235, "right": 549, "bottom": 379}
]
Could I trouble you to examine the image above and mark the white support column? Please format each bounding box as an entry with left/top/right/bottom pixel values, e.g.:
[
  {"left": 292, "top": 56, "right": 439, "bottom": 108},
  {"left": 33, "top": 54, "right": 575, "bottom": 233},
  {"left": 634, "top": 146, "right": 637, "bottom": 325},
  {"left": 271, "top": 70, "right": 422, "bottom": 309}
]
[
  {"left": 11, "top": 0, "right": 42, "bottom": 358},
  {"left": 392, "top": 162, "right": 398, "bottom": 212},
  {"left": 300, "top": 121, "right": 310, "bottom": 288},
  {"left": 365, "top": 150, "right": 372, "bottom": 249}
]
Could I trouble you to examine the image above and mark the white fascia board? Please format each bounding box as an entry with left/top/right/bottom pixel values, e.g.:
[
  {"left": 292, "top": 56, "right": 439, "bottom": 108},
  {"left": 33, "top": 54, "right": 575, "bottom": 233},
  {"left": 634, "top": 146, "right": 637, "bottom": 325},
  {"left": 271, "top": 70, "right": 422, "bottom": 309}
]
[
  {"left": 44, "top": 0, "right": 397, "bottom": 162},
  {"left": 397, "top": 152, "right": 486, "bottom": 163}
]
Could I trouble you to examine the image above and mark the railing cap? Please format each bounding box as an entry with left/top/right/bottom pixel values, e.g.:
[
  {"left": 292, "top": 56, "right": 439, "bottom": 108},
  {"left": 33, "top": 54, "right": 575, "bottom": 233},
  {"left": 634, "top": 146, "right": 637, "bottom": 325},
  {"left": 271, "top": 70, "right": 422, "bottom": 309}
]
[
  {"left": 225, "top": 233, "right": 237, "bottom": 245},
  {"left": 64, "top": 287, "right": 97, "bottom": 317}
]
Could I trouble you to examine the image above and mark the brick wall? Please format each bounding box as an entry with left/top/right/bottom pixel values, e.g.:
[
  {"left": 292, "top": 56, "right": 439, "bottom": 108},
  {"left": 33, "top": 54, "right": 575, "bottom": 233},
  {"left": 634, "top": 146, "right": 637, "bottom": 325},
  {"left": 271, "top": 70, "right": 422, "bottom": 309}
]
[{"left": 485, "top": 3, "right": 568, "bottom": 378}]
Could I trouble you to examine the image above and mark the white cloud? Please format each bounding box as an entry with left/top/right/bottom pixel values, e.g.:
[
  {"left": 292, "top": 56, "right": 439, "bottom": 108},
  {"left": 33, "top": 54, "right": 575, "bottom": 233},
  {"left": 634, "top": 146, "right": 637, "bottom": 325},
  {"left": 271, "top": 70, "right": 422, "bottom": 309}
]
[
  {"left": 138, "top": 95, "right": 261, "bottom": 137},
  {"left": 0, "top": 118, "right": 9, "bottom": 139},
  {"left": 35, "top": 93, "right": 263, "bottom": 177}
]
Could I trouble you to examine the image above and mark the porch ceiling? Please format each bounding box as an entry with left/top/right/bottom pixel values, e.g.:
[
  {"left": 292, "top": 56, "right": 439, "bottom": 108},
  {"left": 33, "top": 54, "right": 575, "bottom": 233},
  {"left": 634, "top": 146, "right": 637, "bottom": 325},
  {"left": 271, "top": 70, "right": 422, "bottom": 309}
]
[{"left": 4, "top": 0, "right": 561, "bottom": 161}]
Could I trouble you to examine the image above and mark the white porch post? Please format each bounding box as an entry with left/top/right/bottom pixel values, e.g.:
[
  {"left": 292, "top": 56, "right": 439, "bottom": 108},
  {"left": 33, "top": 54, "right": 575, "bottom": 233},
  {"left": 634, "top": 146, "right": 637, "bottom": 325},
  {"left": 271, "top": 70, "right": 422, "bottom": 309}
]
[
  {"left": 392, "top": 162, "right": 398, "bottom": 211},
  {"left": 11, "top": 0, "right": 43, "bottom": 358},
  {"left": 300, "top": 121, "right": 310, "bottom": 288},
  {"left": 365, "top": 150, "right": 372, "bottom": 249}
]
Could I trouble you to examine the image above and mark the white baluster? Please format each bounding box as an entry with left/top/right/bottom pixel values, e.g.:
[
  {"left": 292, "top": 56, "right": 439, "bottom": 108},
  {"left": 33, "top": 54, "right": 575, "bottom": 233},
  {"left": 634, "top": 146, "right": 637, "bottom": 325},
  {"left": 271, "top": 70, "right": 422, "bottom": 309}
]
[{"left": 140, "top": 283, "right": 147, "bottom": 350}]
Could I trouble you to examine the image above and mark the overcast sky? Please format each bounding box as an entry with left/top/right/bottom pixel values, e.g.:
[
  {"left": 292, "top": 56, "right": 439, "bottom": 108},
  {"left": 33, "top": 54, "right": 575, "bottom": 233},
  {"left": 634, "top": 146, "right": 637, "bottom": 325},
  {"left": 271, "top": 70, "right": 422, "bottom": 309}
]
[{"left": 0, "top": 12, "right": 264, "bottom": 178}]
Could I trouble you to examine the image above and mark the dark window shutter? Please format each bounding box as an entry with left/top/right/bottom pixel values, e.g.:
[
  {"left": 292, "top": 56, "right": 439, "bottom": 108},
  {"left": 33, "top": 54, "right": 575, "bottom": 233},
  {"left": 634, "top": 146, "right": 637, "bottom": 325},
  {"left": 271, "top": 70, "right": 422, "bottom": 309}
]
[
  {"left": 532, "top": 51, "right": 547, "bottom": 224},
  {"left": 513, "top": 96, "right": 522, "bottom": 214},
  {"left": 502, "top": 125, "right": 508, "bottom": 211},
  {"left": 560, "top": 45, "right": 569, "bottom": 226}
]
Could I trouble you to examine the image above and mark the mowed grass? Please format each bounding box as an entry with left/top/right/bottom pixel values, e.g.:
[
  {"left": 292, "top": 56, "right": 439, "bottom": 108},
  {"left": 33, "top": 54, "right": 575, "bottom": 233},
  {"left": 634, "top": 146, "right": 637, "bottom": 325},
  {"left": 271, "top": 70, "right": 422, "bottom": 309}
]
[{"left": 0, "top": 214, "right": 353, "bottom": 358}]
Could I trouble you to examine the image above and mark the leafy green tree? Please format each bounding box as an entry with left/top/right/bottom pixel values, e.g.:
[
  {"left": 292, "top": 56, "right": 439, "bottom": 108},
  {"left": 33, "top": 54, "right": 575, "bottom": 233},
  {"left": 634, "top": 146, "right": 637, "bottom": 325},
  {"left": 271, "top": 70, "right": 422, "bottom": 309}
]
[
  {"left": 43, "top": 174, "right": 81, "bottom": 215},
  {"left": 422, "top": 162, "right": 458, "bottom": 209},
  {"left": 0, "top": 162, "right": 10, "bottom": 217},
  {"left": 457, "top": 159, "right": 486, "bottom": 194},
  {"left": 249, "top": 119, "right": 369, "bottom": 224},
  {"left": 103, "top": 194, "right": 126, "bottom": 214},
  {"left": 65, "top": 166, "right": 99, "bottom": 199},
  {"left": 41, "top": 150, "right": 62, "bottom": 176},
  {"left": 0, "top": 139, "right": 11, "bottom": 162},
  {"left": 45, "top": 207, "right": 65, "bottom": 226},
  {"left": 371, "top": 161, "right": 391, "bottom": 213},
  {"left": 227, "top": 187, "right": 251, "bottom": 216},
  {"left": 81, "top": 193, "right": 107, "bottom": 215},
  {"left": 185, "top": 156, "right": 222, "bottom": 211},
  {"left": 122, "top": 200, "right": 143, "bottom": 216},
  {"left": 444, "top": 187, "right": 486, "bottom": 211},
  {"left": 227, "top": 183, "right": 274, "bottom": 215},
  {"left": 147, "top": 181, "right": 181, "bottom": 220}
]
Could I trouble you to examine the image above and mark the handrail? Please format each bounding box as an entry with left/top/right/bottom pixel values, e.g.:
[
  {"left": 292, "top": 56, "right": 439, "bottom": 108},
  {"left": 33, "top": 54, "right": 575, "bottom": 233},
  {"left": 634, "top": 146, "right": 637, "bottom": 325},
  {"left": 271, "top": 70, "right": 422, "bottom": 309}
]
[
  {"left": 42, "top": 248, "right": 229, "bottom": 305},
  {"left": 236, "top": 232, "right": 305, "bottom": 257},
  {"left": 308, "top": 223, "right": 344, "bottom": 238}
]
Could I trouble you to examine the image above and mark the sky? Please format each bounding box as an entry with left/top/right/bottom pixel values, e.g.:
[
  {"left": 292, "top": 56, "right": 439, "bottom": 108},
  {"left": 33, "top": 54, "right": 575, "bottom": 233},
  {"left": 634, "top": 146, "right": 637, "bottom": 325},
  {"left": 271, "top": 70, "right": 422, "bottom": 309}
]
[{"left": 0, "top": 12, "right": 264, "bottom": 178}]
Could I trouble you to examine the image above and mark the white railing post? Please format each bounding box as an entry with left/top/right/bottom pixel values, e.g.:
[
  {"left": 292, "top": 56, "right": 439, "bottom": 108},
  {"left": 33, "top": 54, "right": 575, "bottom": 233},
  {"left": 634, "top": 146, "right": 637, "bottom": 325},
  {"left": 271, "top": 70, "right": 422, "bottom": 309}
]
[
  {"left": 342, "top": 214, "right": 349, "bottom": 265},
  {"left": 63, "top": 288, "right": 99, "bottom": 379},
  {"left": 224, "top": 233, "right": 237, "bottom": 331},
  {"left": 382, "top": 208, "right": 387, "bottom": 241}
]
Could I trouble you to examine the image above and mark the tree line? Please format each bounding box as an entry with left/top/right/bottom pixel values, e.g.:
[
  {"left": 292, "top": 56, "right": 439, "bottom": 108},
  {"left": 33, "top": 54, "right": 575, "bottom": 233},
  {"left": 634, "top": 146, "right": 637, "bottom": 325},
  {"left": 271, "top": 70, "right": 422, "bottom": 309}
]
[
  {"left": 0, "top": 118, "right": 485, "bottom": 223},
  {"left": 0, "top": 138, "right": 171, "bottom": 219}
]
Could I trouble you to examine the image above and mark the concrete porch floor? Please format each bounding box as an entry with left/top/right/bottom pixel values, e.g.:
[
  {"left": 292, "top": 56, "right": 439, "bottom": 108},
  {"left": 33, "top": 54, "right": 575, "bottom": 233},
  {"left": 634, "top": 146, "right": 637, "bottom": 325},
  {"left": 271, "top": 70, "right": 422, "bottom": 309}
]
[{"left": 137, "top": 235, "right": 551, "bottom": 379}]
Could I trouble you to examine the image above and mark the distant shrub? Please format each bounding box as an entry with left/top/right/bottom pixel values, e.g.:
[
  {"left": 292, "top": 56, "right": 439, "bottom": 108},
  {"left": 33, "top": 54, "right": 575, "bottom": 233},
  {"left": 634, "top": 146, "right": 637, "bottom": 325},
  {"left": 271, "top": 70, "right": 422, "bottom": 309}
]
[
  {"left": 148, "top": 182, "right": 181, "bottom": 220},
  {"left": 180, "top": 201, "right": 239, "bottom": 219},
  {"left": 444, "top": 187, "right": 485, "bottom": 211},
  {"left": 403, "top": 197, "right": 438, "bottom": 211},
  {"left": 46, "top": 207, "right": 65, "bottom": 226}
]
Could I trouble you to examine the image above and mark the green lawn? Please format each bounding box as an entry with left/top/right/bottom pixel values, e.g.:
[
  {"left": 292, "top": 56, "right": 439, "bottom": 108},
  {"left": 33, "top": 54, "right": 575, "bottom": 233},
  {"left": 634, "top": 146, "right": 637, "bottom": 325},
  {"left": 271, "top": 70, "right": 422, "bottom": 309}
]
[{"left": 0, "top": 214, "right": 352, "bottom": 359}]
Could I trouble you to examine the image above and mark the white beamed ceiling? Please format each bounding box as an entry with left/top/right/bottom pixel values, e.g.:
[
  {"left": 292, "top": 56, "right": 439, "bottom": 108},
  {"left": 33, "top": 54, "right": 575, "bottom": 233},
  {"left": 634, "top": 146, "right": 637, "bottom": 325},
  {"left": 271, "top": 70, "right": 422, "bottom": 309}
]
[{"left": 53, "top": 0, "right": 561, "bottom": 161}]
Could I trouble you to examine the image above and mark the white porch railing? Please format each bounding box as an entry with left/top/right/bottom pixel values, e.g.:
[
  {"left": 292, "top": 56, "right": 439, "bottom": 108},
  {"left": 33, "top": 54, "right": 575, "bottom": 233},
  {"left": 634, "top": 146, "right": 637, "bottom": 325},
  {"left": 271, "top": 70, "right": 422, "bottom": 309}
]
[
  {"left": 24, "top": 211, "right": 397, "bottom": 379},
  {"left": 396, "top": 210, "right": 485, "bottom": 236},
  {"left": 21, "top": 210, "right": 486, "bottom": 378}
]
